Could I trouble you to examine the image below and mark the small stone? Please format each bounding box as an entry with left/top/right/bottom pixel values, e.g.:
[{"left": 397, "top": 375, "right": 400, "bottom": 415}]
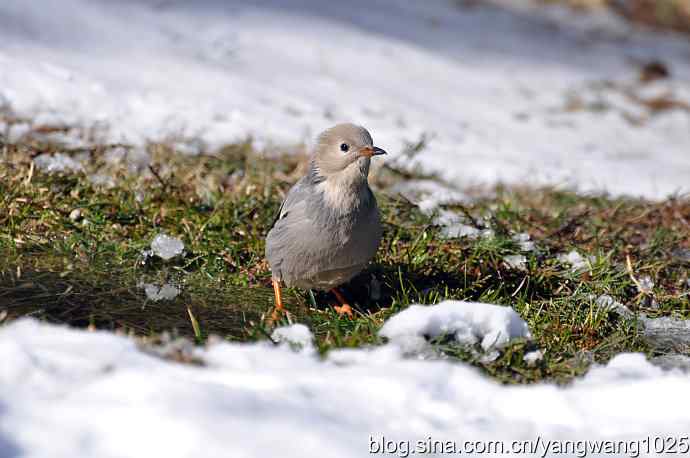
[{"left": 650, "top": 354, "right": 690, "bottom": 372}]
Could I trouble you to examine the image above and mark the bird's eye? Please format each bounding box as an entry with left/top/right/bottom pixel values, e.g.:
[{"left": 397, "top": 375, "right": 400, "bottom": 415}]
[{"left": 340, "top": 143, "right": 349, "bottom": 153}]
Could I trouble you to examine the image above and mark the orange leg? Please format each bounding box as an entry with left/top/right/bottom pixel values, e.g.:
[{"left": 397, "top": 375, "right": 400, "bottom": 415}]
[
  {"left": 330, "top": 288, "right": 354, "bottom": 318},
  {"left": 270, "top": 278, "right": 285, "bottom": 322}
]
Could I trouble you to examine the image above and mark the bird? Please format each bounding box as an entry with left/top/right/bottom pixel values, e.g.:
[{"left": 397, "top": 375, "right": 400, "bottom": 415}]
[{"left": 265, "top": 123, "right": 387, "bottom": 319}]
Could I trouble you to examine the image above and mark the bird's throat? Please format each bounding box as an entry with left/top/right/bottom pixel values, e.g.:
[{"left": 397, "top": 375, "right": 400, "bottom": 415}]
[{"left": 317, "top": 169, "right": 370, "bottom": 212}]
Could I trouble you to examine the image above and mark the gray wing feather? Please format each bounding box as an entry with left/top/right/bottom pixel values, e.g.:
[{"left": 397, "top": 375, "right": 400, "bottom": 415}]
[{"left": 267, "top": 177, "right": 311, "bottom": 233}]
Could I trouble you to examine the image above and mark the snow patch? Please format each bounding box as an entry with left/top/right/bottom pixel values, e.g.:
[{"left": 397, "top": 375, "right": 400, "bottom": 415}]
[
  {"left": 379, "top": 300, "right": 531, "bottom": 352},
  {"left": 1, "top": 1, "right": 689, "bottom": 198},
  {"left": 3, "top": 318, "right": 690, "bottom": 457}
]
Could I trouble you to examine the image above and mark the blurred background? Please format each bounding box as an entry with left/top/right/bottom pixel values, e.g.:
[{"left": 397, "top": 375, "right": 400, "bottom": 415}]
[{"left": 1, "top": 0, "right": 689, "bottom": 198}]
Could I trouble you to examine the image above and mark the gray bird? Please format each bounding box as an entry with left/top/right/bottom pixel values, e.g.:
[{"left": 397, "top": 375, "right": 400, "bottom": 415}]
[{"left": 266, "top": 123, "right": 386, "bottom": 318}]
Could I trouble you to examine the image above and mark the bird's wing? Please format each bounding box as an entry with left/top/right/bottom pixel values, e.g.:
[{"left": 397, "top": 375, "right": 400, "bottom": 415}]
[{"left": 267, "top": 176, "right": 312, "bottom": 233}]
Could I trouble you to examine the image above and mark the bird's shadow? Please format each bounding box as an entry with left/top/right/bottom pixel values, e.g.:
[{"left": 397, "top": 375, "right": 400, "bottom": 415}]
[{"left": 310, "top": 261, "right": 472, "bottom": 315}]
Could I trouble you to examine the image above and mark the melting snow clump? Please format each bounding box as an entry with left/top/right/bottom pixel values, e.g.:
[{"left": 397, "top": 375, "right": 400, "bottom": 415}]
[
  {"left": 390, "top": 180, "right": 474, "bottom": 214},
  {"left": 637, "top": 275, "right": 654, "bottom": 294},
  {"left": 88, "top": 174, "right": 116, "bottom": 188},
  {"left": 432, "top": 210, "right": 493, "bottom": 240},
  {"left": 595, "top": 294, "right": 633, "bottom": 319},
  {"left": 379, "top": 300, "right": 531, "bottom": 352},
  {"left": 150, "top": 234, "right": 185, "bottom": 260},
  {"left": 558, "top": 250, "right": 593, "bottom": 272},
  {"left": 271, "top": 324, "right": 314, "bottom": 353},
  {"left": 512, "top": 233, "right": 535, "bottom": 252},
  {"left": 441, "top": 223, "right": 483, "bottom": 239},
  {"left": 504, "top": 254, "right": 527, "bottom": 270},
  {"left": 142, "top": 283, "right": 181, "bottom": 302},
  {"left": 33, "top": 153, "right": 84, "bottom": 173},
  {"left": 524, "top": 349, "right": 544, "bottom": 366}
]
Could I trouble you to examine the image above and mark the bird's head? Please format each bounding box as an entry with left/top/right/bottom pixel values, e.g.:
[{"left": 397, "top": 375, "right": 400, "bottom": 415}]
[{"left": 311, "top": 123, "right": 386, "bottom": 183}]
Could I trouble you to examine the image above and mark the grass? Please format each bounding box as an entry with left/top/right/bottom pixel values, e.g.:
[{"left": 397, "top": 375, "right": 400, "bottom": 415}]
[{"left": 1, "top": 120, "right": 689, "bottom": 384}]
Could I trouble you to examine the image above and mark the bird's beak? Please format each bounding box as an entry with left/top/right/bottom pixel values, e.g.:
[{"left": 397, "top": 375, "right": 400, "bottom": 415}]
[{"left": 359, "top": 146, "right": 387, "bottom": 158}]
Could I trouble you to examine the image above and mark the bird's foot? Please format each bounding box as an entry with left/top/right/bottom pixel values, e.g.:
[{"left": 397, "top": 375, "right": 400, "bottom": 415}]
[
  {"left": 330, "top": 288, "right": 355, "bottom": 319},
  {"left": 269, "top": 307, "right": 292, "bottom": 325},
  {"left": 267, "top": 278, "right": 291, "bottom": 325},
  {"left": 333, "top": 303, "right": 354, "bottom": 318}
]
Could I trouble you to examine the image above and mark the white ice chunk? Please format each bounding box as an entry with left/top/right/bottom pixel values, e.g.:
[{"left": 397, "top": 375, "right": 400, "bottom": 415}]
[
  {"left": 380, "top": 300, "right": 531, "bottom": 352},
  {"left": 142, "top": 283, "right": 181, "bottom": 302},
  {"left": 524, "top": 349, "right": 544, "bottom": 366},
  {"left": 150, "top": 234, "right": 184, "bottom": 260}
]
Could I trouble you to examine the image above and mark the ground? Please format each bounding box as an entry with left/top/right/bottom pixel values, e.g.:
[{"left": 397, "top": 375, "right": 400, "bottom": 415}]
[{"left": 2, "top": 125, "right": 688, "bottom": 384}]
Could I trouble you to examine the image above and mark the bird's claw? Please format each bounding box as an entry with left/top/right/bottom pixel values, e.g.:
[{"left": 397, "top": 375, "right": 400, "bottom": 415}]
[{"left": 333, "top": 303, "right": 354, "bottom": 318}]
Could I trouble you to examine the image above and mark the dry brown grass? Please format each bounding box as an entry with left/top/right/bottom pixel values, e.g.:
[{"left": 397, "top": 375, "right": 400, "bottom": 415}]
[{"left": 541, "top": 0, "right": 690, "bottom": 34}]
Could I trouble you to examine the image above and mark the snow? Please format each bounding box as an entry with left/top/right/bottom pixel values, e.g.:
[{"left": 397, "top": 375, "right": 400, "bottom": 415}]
[
  {"left": 558, "top": 249, "right": 594, "bottom": 272},
  {"left": 149, "top": 234, "right": 185, "bottom": 261},
  {"left": 3, "top": 1, "right": 690, "bottom": 454},
  {"left": 524, "top": 349, "right": 544, "bottom": 366},
  {"left": 3, "top": 318, "right": 690, "bottom": 458},
  {"left": 595, "top": 294, "right": 633, "bottom": 319},
  {"left": 513, "top": 233, "right": 536, "bottom": 252},
  {"left": 141, "top": 283, "right": 181, "bottom": 302},
  {"left": 389, "top": 180, "right": 475, "bottom": 214},
  {"left": 271, "top": 324, "right": 315, "bottom": 353},
  {"left": 1, "top": 0, "right": 690, "bottom": 199},
  {"left": 379, "top": 300, "right": 531, "bottom": 352},
  {"left": 32, "top": 153, "right": 84, "bottom": 173},
  {"left": 504, "top": 254, "right": 528, "bottom": 270},
  {"left": 637, "top": 275, "right": 655, "bottom": 294}
]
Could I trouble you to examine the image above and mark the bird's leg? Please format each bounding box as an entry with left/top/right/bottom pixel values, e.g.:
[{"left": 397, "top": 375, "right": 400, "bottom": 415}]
[
  {"left": 330, "top": 288, "right": 354, "bottom": 318},
  {"left": 270, "top": 278, "right": 285, "bottom": 322}
]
